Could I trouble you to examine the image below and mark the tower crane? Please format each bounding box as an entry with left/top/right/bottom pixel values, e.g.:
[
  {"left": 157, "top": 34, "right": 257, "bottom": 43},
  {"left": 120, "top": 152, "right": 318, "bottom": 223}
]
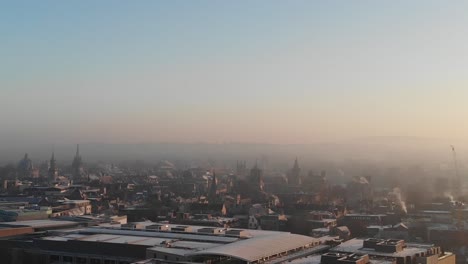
[
  {"left": 451, "top": 145, "right": 461, "bottom": 197},
  {"left": 451, "top": 145, "right": 464, "bottom": 229}
]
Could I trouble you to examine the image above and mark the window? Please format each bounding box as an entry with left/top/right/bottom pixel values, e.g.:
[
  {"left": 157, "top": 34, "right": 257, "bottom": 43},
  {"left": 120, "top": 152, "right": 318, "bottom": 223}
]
[
  {"left": 76, "top": 257, "right": 87, "bottom": 264},
  {"left": 91, "top": 258, "right": 102, "bottom": 264},
  {"left": 396, "top": 257, "right": 404, "bottom": 264},
  {"left": 405, "top": 256, "right": 412, "bottom": 264}
]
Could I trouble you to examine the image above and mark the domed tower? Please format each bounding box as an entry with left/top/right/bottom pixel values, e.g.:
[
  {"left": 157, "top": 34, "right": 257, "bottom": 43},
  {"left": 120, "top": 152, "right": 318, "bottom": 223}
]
[
  {"left": 71, "top": 144, "right": 84, "bottom": 180},
  {"left": 18, "top": 153, "right": 33, "bottom": 178}
]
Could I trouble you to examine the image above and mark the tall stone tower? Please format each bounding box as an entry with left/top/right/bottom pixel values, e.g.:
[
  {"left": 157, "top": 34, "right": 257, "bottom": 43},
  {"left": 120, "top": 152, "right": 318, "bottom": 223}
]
[
  {"left": 208, "top": 172, "right": 218, "bottom": 201},
  {"left": 71, "top": 144, "right": 84, "bottom": 180},
  {"left": 236, "top": 160, "right": 247, "bottom": 177},
  {"left": 288, "top": 158, "right": 301, "bottom": 185},
  {"left": 48, "top": 152, "right": 58, "bottom": 182},
  {"left": 249, "top": 161, "right": 264, "bottom": 191},
  {"left": 18, "top": 153, "right": 33, "bottom": 178}
]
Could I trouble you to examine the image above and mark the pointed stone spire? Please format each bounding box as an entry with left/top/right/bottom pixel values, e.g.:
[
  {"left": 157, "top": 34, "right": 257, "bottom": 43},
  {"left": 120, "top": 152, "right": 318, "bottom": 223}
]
[
  {"left": 209, "top": 170, "right": 218, "bottom": 201},
  {"left": 289, "top": 157, "right": 301, "bottom": 185},
  {"left": 293, "top": 157, "right": 299, "bottom": 169},
  {"left": 49, "top": 152, "right": 58, "bottom": 181},
  {"left": 72, "top": 144, "right": 84, "bottom": 180},
  {"left": 250, "top": 160, "right": 264, "bottom": 191}
]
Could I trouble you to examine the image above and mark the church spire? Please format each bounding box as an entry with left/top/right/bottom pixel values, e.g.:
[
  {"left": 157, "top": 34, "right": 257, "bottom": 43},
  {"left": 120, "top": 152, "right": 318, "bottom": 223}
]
[
  {"left": 208, "top": 170, "right": 218, "bottom": 201},
  {"left": 18, "top": 153, "right": 33, "bottom": 178},
  {"left": 72, "top": 144, "right": 84, "bottom": 180},
  {"left": 293, "top": 157, "right": 299, "bottom": 169},
  {"left": 49, "top": 152, "right": 58, "bottom": 181},
  {"left": 250, "top": 161, "right": 264, "bottom": 191},
  {"left": 288, "top": 157, "right": 301, "bottom": 185}
]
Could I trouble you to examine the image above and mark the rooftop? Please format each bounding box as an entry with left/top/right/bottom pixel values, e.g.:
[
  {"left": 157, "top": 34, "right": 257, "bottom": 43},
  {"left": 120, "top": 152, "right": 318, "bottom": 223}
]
[
  {"left": 188, "top": 232, "right": 318, "bottom": 262},
  {"left": 330, "top": 238, "right": 434, "bottom": 258},
  {"left": 0, "top": 219, "right": 79, "bottom": 229},
  {"left": 31, "top": 222, "right": 326, "bottom": 263}
]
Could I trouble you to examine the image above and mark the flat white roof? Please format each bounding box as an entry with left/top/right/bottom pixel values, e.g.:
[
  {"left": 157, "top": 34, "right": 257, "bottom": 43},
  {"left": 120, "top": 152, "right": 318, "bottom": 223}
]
[
  {"left": 170, "top": 241, "right": 220, "bottom": 250},
  {"left": 76, "top": 234, "right": 167, "bottom": 246},
  {"left": 149, "top": 247, "right": 194, "bottom": 256},
  {"left": 83, "top": 227, "right": 238, "bottom": 243},
  {"left": 288, "top": 255, "right": 395, "bottom": 264},
  {"left": 286, "top": 254, "right": 322, "bottom": 264},
  {"left": 1, "top": 220, "right": 78, "bottom": 228},
  {"left": 330, "top": 238, "right": 431, "bottom": 258},
  {"left": 42, "top": 234, "right": 88, "bottom": 241}
]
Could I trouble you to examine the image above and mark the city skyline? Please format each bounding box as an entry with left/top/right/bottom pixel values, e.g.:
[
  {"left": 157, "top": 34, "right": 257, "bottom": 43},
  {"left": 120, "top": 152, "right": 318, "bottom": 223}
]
[
  {"left": 2, "top": 1, "right": 468, "bottom": 146},
  {"left": 1, "top": 2, "right": 467, "bottom": 263}
]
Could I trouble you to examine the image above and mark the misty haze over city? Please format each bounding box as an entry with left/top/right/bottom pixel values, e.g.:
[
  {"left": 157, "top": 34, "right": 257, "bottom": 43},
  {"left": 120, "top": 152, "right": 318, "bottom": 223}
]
[{"left": 1, "top": 1, "right": 468, "bottom": 264}]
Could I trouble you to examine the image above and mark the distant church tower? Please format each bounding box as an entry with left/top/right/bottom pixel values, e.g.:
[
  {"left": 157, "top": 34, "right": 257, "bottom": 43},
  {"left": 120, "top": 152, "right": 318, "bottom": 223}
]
[
  {"left": 72, "top": 144, "right": 84, "bottom": 180},
  {"left": 18, "top": 153, "right": 34, "bottom": 178},
  {"left": 208, "top": 171, "right": 218, "bottom": 201},
  {"left": 48, "top": 152, "right": 58, "bottom": 182},
  {"left": 236, "top": 161, "right": 247, "bottom": 177},
  {"left": 249, "top": 161, "right": 264, "bottom": 191},
  {"left": 288, "top": 158, "right": 301, "bottom": 185}
]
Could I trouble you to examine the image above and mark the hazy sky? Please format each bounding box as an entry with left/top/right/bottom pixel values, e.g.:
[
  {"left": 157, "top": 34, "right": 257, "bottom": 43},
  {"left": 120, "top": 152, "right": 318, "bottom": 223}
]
[{"left": 2, "top": 1, "right": 468, "bottom": 145}]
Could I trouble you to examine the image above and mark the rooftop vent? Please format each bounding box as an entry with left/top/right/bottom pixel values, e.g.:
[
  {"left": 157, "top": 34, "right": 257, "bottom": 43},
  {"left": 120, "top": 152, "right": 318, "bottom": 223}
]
[
  {"left": 121, "top": 223, "right": 145, "bottom": 230},
  {"left": 363, "top": 238, "right": 405, "bottom": 253},
  {"left": 197, "top": 227, "right": 223, "bottom": 234},
  {"left": 225, "top": 229, "right": 251, "bottom": 238},
  {"left": 171, "top": 226, "right": 192, "bottom": 232},
  {"left": 145, "top": 224, "right": 170, "bottom": 231}
]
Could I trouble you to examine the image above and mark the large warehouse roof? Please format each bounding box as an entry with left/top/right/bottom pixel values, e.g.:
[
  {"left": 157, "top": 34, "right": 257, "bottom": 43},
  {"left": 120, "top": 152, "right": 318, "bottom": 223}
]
[{"left": 188, "top": 232, "right": 318, "bottom": 262}]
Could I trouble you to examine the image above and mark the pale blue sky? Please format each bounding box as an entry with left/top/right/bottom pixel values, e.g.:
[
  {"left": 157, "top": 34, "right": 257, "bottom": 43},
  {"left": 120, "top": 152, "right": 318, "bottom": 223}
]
[{"left": 1, "top": 1, "right": 468, "bottom": 145}]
